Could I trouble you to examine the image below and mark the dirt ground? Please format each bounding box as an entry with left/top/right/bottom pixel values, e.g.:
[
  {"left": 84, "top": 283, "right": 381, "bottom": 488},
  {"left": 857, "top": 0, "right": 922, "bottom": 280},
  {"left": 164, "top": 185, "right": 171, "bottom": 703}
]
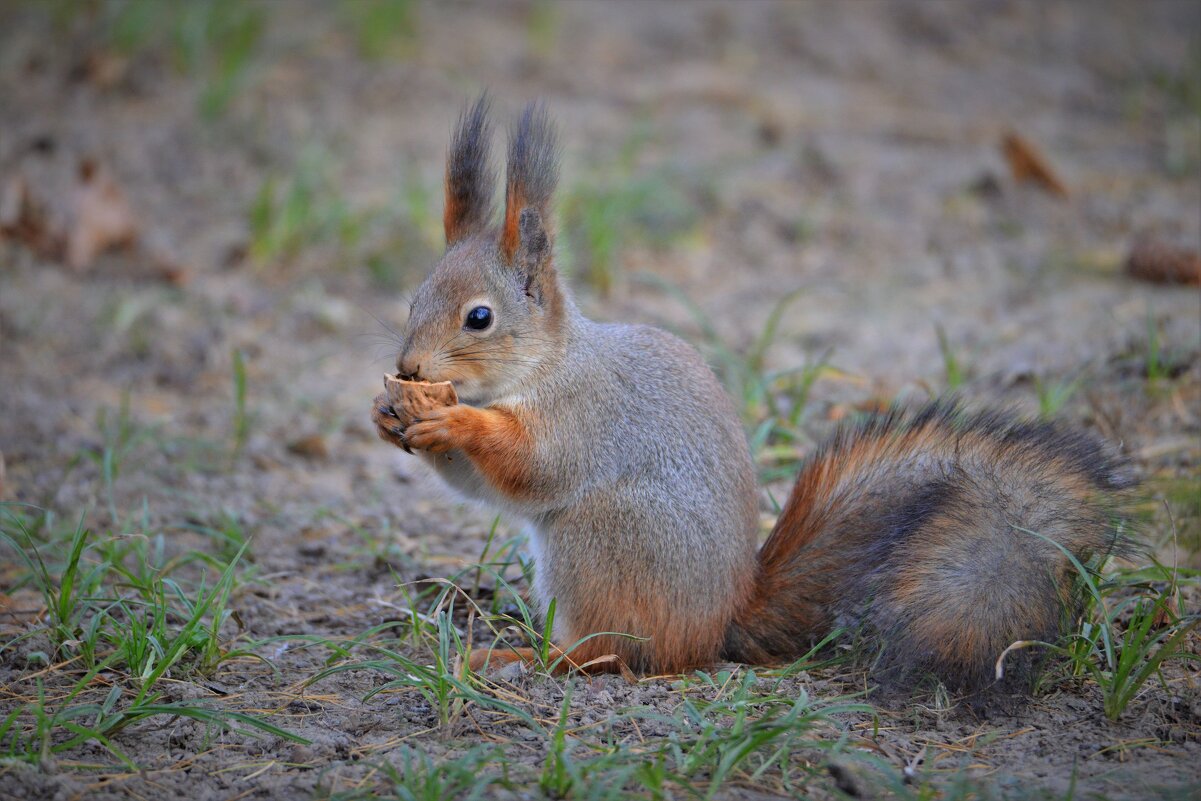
[{"left": 2, "top": 1, "right": 1200, "bottom": 799}]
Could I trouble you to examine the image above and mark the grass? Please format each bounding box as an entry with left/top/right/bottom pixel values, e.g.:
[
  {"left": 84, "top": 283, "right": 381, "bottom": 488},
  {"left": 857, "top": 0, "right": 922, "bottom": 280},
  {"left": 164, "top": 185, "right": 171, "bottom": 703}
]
[
  {"left": 0, "top": 671, "right": 304, "bottom": 769},
  {"left": 1034, "top": 373, "right": 1083, "bottom": 419},
  {"left": 6, "top": 364, "right": 1199, "bottom": 799},
  {"left": 525, "top": 0, "right": 560, "bottom": 63},
  {"left": 245, "top": 149, "right": 437, "bottom": 289},
  {"left": 181, "top": 507, "right": 256, "bottom": 570},
  {"left": 53, "top": 0, "right": 267, "bottom": 119},
  {"left": 304, "top": 580, "right": 542, "bottom": 735},
  {"left": 247, "top": 148, "right": 361, "bottom": 269},
  {"left": 1139, "top": 308, "right": 1192, "bottom": 390},
  {"left": 1145, "top": 476, "right": 1201, "bottom": 557},
  {"left": 3, "top": 1, "right": 1198, "bottom": 795},
  {"left": 935, "top": 322, "right": 967, "bottom": 392},
  {"left": 83, "top": 395, "right": 152, "bottom": 524},
  {"left": 282, "top": 556, "right": 874, "bottom": 799},
  {"left": 1153, "top": 45, "right": 1201, "bottom": 177},
  {"left": 339, "top": 0, "right": 418, "bottom": 62},
  {"left": 1003, "top": 528, "right": 1201, "bottom": 721},
  {"left": 230, "top": 347, "right": 249, "bottom": 459},
  {"left": 648, "top": 670, "right": 867, "bottom": 797},
  {"left": 38, "top": 0, "right": 424, "bottom": 119},
  {"left": 560, "top": 126, "right": 703, "bottom": 296},
  {"left": 539, "top": 686, "right": 578, "bottom": 798},
  {"left": 313, "top": 656, "right": 869, "bottom": 799},
  {"left": 0, "top": 357, "right": 302, "bottom": 764},
  {"left": 1144, "top": 310, "right": 1169, "bottom": 384},
  {"left": 0, "top": 504, "right": 307, "bottom": 768},
  {"left": 321, "top": 745, "right": 503, "bottom": 800}
]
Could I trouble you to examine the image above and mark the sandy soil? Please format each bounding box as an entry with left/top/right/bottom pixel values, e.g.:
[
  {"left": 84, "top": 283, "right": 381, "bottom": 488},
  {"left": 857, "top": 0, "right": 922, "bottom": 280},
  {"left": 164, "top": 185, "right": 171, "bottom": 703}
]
[{"left": 1, "top": 2, "right": 1199, "bottom": 799}]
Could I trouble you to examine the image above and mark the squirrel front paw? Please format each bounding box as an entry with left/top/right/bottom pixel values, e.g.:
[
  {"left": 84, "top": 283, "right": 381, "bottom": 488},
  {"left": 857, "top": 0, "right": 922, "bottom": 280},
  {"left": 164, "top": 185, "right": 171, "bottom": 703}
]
[
  {"left": 371, "top": 392, "right": 412, "bottom": 453},
  {"left": 404, "top": 404, "right": 474, "bottom": 454}
]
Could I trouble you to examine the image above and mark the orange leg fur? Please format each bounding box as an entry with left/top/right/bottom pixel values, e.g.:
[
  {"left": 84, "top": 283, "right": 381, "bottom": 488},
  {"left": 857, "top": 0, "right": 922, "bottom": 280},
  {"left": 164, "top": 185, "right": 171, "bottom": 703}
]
[
  {"left": 468, "top": 644, "right": 624, "bottom": 675},
  {"left": 404, "top": 404, "right": 538, "bottom": 500}
]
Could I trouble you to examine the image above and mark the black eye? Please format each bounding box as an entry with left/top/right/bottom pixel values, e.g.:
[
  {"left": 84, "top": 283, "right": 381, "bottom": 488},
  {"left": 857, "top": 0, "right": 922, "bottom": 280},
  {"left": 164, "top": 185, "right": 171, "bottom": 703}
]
[{"left": 464, "top": 306, "right": 492, "bottom": 331}]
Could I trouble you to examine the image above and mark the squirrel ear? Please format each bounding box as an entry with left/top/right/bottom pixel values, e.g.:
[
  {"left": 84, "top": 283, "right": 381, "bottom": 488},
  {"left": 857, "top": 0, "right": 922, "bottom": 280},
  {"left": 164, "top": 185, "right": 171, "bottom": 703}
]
[
  {"left": 515, "top": 207, "right": 552, "bottom": 299},
  {"left": 500, "top": 102, "right": 558, "bottom": 276},
  {"left": 444, "top": 93, "right": 495, "bottom": 247}
]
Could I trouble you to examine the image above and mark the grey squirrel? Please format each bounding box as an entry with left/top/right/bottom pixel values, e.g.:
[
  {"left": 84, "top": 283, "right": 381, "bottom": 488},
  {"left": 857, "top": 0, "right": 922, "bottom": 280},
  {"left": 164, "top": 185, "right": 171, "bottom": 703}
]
[{"left": 371, "top": 96, "right": 1131, "bottom": 688}]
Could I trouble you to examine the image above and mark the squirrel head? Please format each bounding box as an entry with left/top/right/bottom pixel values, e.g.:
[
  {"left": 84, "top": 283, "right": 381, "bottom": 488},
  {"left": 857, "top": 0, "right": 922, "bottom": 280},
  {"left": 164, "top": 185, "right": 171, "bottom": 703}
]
[{"left": 398, "top": 96, "right": 564, "bottom": 405}]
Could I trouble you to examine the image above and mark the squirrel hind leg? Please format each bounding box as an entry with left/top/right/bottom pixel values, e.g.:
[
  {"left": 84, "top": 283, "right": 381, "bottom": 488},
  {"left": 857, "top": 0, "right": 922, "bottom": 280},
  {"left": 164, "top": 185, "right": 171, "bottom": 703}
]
[{"left": 468, "top": 643, "right": 635, "bottom": 677}]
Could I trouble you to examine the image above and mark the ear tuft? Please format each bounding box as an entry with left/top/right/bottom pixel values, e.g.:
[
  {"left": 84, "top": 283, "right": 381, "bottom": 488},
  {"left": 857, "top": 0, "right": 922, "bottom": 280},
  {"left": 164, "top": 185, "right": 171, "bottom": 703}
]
[
  {"left": 444, "top": 93, "right": 495, "bottom": 247},
  {"left": 500, "top": 102, "right": 559, "bottom": 264}
]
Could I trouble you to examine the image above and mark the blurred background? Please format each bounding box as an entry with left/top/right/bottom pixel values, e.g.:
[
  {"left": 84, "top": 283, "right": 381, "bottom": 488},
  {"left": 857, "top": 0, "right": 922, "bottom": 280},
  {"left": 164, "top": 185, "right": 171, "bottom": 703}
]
[
  {"left": 1, "top": 1, "right": 1198, "bottom": 563},
  {"left": 2, "top": 3, "right": 1201, "bottom": 535},
  {"left": 1, "top": 3, "right": 1200, "bottom": 795}
]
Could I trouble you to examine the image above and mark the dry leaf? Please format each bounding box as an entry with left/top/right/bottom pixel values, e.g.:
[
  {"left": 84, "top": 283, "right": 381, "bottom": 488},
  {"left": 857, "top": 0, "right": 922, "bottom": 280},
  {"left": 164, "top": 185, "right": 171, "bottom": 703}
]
[
  {"left": 66, "top": 158, "right": 138, "bottom": 271},
  {"left": 1125, "top": 238, "right": 1201, "bottom": 286},
  {"left": 147, "top": 246, "right": 192, "bottom": 286},
  {"left": 1151, "top": 589, "right": 1182, "bottom": 628},
  {"left": 287, "top": 434, "right": 330, "bottom": 460},
  {"left": 1001, "top": 131, "right": 1069, "bottom": 198},
  {"left": 854, "top": 396, "right": 893, "bottom": 415},
  {"left": 0, "top": 450, "right": 7, "bottom": 501},
  {"left": 3, "top": 165, "right": 185, "bottom": 281},
  {"left": 0, "top": 174, "right": 59, "bottom": 258},
  {"left": 80, "top": 51, "right": 130, "bottom": 90}
]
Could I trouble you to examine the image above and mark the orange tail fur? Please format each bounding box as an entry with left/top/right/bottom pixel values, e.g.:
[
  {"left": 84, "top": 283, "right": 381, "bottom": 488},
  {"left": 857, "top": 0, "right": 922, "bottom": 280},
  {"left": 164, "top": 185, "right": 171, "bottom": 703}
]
[{"left": 723, "top": 403, "right": 1132, "bottom": 688}]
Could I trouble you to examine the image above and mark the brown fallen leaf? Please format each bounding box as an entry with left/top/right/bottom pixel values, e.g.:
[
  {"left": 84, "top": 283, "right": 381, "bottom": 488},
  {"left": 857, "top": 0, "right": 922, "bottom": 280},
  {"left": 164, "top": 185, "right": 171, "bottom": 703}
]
[
  {"left": 147, "top": 246, "right": 192, "bottom": 286},
  {"left": 0, "top": 449, "right": 7, "bottom": 501},
  {"left": 4, "top": 164, "right": 185, "bottom": 281},
  {"left": 1151, "top": 588, "right": 1182, "bottom": 628},
  {"left": 827, "top": 395, "right": 893, "bottom": 422},
  {"left": 66, "top": 158, "right": 139, "bottom": 271},
  {"left": 854, "top": 396, "right": 893, "bottom": 415},
  {"left": 0, "top": 174, "right": 60, "bottom": 258},
  {"left": 1001, "top": 131, "right": 1069, "bottom": 198},
  {"left": 826, "top": 404, "right": 849, "bottom": 423},
  {"left": 287, "top": 434, "right": 330, "bottom": 460},
  {"left": 79, "top": 50, "right": 130, "bottom": 90},
  {"left": 1125, "top": 238, "right": 1201, "bottom": 286}
]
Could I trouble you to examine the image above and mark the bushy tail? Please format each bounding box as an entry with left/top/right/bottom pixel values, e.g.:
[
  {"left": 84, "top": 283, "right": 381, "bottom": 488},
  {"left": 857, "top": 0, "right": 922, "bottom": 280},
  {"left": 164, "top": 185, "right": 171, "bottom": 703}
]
[{"left": 723, "top": 403, "right": 1133, "bottom": 688}]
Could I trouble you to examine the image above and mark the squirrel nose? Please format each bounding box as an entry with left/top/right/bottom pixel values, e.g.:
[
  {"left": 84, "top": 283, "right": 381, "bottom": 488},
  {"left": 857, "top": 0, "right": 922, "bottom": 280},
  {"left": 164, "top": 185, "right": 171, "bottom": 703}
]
[{"left": 397, "top": 352, "right": 421, "bottom": 381}]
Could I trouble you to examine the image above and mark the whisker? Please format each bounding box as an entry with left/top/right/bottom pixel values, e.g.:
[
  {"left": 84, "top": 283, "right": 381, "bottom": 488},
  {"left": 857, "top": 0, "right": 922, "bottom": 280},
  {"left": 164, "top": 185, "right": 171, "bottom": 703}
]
[
  {"left": 351, "top": 301, "right": 406, "bottom": 343},
  {"left": 445, "top": 347, "right": 497, "bottom": 359},
  {"left": 438, "top": 331, "right": 470, "bottom": 354},
  {"left": 445, "top": 341, "right": 491, "bottom": 355},
  {"left": 448, "top": 340, "right": 530, "bottom": 353},
  {"left": 451, "top": 357, "right": 543, "bottom": 366},
  {"left": 446, "top": 350, "right": 535, "bottom": 362},
  {"left": 352, "top": 332, "right": 404, "bottom": 347}
]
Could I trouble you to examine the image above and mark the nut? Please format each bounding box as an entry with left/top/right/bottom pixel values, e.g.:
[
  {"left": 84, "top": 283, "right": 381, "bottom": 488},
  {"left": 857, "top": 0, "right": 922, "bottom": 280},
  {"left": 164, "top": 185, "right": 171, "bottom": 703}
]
[{"left": 384, "top": 374, "right": 457, "bottom": 426}]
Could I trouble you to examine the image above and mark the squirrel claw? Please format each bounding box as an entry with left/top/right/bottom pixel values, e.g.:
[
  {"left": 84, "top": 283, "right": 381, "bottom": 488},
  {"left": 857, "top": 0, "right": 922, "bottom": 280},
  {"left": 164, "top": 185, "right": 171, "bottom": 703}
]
[
  {"left": 402, "top": 406, "right": 463, "bottom": 454},
  {"left": 371, "top": 392, "right": 416, "bottom": 453}
]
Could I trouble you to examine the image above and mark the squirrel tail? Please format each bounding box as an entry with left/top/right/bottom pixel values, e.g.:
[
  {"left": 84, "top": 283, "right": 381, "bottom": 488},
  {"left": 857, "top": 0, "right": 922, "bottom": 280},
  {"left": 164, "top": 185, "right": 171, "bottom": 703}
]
[{"left": 722, "top": 402, "right": 1134, "bottom": 688}]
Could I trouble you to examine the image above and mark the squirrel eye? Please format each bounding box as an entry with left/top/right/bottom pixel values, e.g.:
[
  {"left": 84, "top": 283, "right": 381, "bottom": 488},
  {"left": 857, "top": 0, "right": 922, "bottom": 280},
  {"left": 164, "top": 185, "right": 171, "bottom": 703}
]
[{"left": 464, "top": 305, "right": 493, "bottom": 331}]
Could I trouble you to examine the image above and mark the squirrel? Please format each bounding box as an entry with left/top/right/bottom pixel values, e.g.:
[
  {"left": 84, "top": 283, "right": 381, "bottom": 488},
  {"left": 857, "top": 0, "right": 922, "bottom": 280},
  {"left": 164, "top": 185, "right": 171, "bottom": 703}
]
[{"left": 370, "top": 96, "right": 1132, "bottom": 689}]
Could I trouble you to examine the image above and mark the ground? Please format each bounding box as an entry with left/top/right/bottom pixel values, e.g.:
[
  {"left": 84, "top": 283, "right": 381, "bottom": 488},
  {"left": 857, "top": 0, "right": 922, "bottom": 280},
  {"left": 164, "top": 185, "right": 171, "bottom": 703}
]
[{"left": 1, "top": 2, "right": 1199, "bottom": 799}]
